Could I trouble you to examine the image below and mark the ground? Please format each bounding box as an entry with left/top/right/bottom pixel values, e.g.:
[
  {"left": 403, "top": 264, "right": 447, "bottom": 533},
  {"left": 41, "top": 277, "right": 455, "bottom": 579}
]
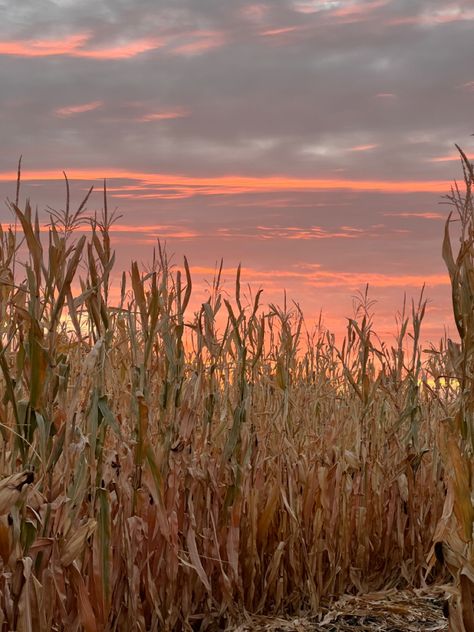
[{"left": 230, "top": 586, "right": 449, "bottom": 631}]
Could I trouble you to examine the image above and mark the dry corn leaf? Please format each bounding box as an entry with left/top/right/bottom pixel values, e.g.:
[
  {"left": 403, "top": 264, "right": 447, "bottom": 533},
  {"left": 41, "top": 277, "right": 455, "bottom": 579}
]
[
  {"left": 185, "top": 525, "right": 212, "bottom": 593},
  {"left": 60, "top": 519, "right": 96, "bottom": 567},
  {"left": 70, "top": 562, "right": 98, "bottom": 632},
  {"left": 0, "top": 471, "right": 34, "bottom": 515}
]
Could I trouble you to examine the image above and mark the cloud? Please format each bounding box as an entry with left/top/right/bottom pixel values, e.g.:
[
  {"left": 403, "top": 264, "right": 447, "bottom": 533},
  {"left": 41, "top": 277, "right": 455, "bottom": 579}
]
[
  {"left": 255, "top": 224, "right": 362, "bottom": 239},
  {"left": 168, "top": 30, "right": 226, "bottom": 56},
  {"left": 1, "top": 220, "right": 198, "bottom": 239},
  {"left": 0, "top": 168, "right": 452, "bottom": 198},
  {"left": 429, "top": 152, "right": 474, "bottom": 163},
  {"left": 348, "top": 144, "right": 378, "bottom": 152},
  {"left": 388, "top": 5, "right": 474, "bottom": 27},
  {"left": 305, "top": 270, "right": 450, "bottom": 289},
  {"left": 0, "top": 33, "right": 163, "bottom": 59},
  {"left": 136, "top": 110, "right": 189, "bottom": 122},
  {"left": 330, "top": 0, "right": 390, "bottom": 23},
  {"left": 75, "top": 38, "right": 164, "bottom": 60},
  {"left": 259, "top": 26, "right": 304, "bottom": 37},
  {"left": 293, "top": 0, "right": 389, "bottom": 21},
  {"left": 300, "top": 141, "right": 378, "bottom": 158},
  {"left": 0, "top": 33, "right": 89, "bottom": 57},
  {"left": 384, "top": 212, "right": 445, "bottom": 220},
  {"left": 55, "top": 101, "right": 103, "bottom": 117},
  {"left": 293, "top": 1, "right": 342, "bottom": 15}
]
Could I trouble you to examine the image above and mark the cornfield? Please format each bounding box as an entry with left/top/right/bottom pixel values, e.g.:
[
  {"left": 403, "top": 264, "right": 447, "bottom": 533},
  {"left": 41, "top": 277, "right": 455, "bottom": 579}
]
[{"left": 0, "top": 148, "right": 471, "bottom": 631}]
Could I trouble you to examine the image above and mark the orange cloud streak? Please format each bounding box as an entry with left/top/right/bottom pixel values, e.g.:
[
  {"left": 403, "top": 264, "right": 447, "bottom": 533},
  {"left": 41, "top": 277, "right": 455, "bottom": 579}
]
[
  {"left": 0, "top": 168, "right": 452, "bottom": 196},
  {"left": 109, "top": 224, "right": 197, "bottom": 238},
  {"left": 0, "top": 33, "right": 163, "bottom": 59},
  {"left": 0, "top": 222, "right": 198, "bottom": 241},
  {"left": 430, "top": 152, "right": 474, "bottom": 163},
  {"left": 384, "top": 212, "right": 444, "bottom": 220}
]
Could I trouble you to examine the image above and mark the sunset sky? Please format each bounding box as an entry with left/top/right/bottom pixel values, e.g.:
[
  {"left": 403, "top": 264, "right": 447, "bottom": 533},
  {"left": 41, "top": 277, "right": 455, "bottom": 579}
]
[{"left": 0, "top": 0, "right": 473, "bottom": 343}]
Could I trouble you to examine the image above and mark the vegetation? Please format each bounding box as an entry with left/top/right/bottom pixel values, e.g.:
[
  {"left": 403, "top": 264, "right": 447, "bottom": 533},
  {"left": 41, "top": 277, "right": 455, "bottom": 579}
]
[{"left": 0, "top": 151, "right": 471, "bottom": 631}]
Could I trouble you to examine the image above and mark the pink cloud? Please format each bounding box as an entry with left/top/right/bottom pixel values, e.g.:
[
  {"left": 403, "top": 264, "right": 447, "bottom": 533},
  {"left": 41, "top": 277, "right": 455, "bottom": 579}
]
[
  {"left": 331, "top": 0, "right": 389, "bottom": 22},
  {"left": 375, "top": 92, "right": 397, "bottom": 99},
  {"left": 348, "top": 143, "right": 378, "bottom": 152},
  {"left": 260, "top": 26, "right": 302, "bottom": 36},
  {"left": 0, "top": 33, "right": 88, "bottom": 57},
  {"left": 0, "top": 33, "right": 163, "bottom": 59},
  {"left": 75, "top": 38, "right": 163, "bottom": 60},
  {"left": 136, "top": 110, "right": 189, "bottom": 122},
  {"left": 0, "top": 28, "right": 229, "bottom": 61},
  {"left": 384, "top": 212, "right": 445, "bottom": 220},
  {"left": 429, "top": 152, "right": 474, "bottom": 163},
  {"left": 109, "top": 224, "right": 195, "bottom": 236},
  {"left": 55, "top": 101, "right": 103, "bottom": 117},
  {"left": 111, "top": 230, "right": 199, "bottom": 243}
]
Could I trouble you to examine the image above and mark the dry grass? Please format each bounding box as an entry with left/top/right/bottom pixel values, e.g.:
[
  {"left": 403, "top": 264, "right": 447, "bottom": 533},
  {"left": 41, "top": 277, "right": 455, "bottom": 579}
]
[
  {"left": 234, "top": 586, "right": 449, "bottom": 630},
  {"left": 0, "top": 155, "right": 470, "bottom": 631}
]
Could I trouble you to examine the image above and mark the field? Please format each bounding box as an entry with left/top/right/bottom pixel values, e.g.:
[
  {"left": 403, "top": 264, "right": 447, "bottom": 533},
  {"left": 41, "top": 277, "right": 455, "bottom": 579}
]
[{"left": 0, "top": 149, "right": 472, "bottom": 631}]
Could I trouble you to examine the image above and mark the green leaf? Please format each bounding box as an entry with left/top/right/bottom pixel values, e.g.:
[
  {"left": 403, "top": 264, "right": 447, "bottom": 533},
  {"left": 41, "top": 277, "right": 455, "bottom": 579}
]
[{"left": 97, "top": 396, "right": 122, "bottom": 438}]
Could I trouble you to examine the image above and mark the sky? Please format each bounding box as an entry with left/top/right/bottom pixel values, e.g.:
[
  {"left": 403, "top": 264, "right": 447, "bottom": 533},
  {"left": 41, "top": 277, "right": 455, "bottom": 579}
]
[{"left": 0, "top": 0, "right": 473, "bottom": 344}]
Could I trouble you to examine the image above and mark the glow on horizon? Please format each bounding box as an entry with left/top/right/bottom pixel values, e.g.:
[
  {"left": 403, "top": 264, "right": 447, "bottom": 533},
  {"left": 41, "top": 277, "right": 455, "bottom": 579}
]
[
  {"left": 176, "top": 264, "right": 450, "bottom": 286},
  {"left": 0, "top": 168, "right": 453, "bottom": 197}
]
